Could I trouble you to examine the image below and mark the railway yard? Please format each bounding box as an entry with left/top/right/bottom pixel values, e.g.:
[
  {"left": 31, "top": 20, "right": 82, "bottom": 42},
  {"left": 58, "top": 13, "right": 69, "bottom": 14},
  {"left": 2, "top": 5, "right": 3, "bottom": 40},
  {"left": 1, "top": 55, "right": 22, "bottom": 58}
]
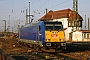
[
  {"left": 0, "top": 35, "right": 90, "bottom": 60},
  {"left": 0, "top": 0, "right": 90, "bottom": 60}
]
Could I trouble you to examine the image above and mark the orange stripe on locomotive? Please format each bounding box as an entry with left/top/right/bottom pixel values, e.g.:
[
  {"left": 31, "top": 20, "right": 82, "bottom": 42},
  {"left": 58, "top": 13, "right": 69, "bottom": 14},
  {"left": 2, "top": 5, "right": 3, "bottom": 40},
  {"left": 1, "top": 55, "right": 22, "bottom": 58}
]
[{"left": 45, "top": 30, "right": 65, "bottom": 42}]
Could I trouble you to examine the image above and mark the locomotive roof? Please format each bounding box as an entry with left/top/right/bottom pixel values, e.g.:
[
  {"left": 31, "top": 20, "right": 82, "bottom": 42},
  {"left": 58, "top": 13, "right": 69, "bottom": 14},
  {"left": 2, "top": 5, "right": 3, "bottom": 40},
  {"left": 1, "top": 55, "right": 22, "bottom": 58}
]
[
  {"left": 22, "top": 21, "right": 44, "bottom": 27},
  {"left": 44, "top": 21, "right": 62, "bottom": 24}
]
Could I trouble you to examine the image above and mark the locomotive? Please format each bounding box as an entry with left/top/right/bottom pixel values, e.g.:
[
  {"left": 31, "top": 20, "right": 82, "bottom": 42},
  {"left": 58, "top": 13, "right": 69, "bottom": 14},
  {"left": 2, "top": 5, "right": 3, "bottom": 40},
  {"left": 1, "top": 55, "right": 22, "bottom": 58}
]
[{"left": 18, "top": 21, "right": 66, "bottom": 51}]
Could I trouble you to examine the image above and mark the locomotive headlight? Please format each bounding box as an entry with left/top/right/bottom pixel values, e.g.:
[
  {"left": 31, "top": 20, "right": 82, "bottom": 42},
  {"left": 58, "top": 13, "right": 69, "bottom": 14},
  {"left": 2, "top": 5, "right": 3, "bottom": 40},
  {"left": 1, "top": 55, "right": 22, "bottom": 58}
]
[
  {"left": 54, "top": 32, "right": 56, "bottom": 34},
  {"left": 46, "top": 39, "right": 49, "bottom": 41},
  {"left": 42, "top": 45, "right": 43, "bottom": 46},
  {"left": 34, "top": 41, "right": 36, "bottom": 42},
  {"left": 46, "top": 39, "right": 50, "bottom": 41}
]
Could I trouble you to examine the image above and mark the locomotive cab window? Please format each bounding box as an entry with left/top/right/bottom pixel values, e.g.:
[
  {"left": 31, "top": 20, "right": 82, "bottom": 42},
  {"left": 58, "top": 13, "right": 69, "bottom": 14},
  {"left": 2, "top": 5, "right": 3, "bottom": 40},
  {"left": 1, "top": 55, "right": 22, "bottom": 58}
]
[
  {"left": 54, "top": 24, "right": 62, "bottom": 30},
  {"left": 44, "top": 22, "right": 63, "bottom": 31},
  {"left": 45, "top": 24, "right": 53, "bottom": 30}
]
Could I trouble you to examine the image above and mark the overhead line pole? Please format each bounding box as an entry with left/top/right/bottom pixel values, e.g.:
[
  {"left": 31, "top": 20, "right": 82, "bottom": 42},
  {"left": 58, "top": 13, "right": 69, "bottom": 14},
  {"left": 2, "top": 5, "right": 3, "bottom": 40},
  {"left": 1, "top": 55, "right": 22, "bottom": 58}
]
[
  {"left": 8, "top": 15, "right": 10, "bottom": 32},
  {"left": 85, "top": 15, "right": 86, "bottom": 30},
  {"left": 3, "top": 20, "right": 6, "bottom": 32},
  {"left": 46, "top": 8, "right": 48, "bottom": 14},
  {"left": 26, "top": 9, "right": 28, "bottom": 24},
  {"left": 29, "top": 2, "right": 30, "bottom": 24},
  {"left": 27, "top": 2, "right": 34, "bottom": 25},
  {"left": 73, "top": 0, "right": 78, "bottom": 30}
]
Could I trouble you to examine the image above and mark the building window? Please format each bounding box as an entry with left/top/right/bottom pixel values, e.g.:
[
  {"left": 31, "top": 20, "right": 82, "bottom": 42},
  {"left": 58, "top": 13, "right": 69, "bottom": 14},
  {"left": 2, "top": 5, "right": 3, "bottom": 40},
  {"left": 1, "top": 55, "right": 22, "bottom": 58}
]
[
  {"left": 74, "top": 21, "right": 80, "bottom": 27},
  {"left": 84, "top": 34, "right": 86, "bottom": 38},
  {"left": 68, "top": 21, "right": 72, "bottom": 26},
  {"left": 68, "top": 21, "right": 74, "bottom": 27},
  {"left": 87, "top": 34, "right": 89, "bottom": 38},
  {"left": 69, "top": 23, "right": 71, "bottom": 26},
  {"left": 79, "top": 21, "right": 81, "bottom": 27},
  {"left": 74, "top": 21, "right": 77, "bottom": 26},
  {"left": 72, "top": 21, "right": 74, "bottom": 26}
]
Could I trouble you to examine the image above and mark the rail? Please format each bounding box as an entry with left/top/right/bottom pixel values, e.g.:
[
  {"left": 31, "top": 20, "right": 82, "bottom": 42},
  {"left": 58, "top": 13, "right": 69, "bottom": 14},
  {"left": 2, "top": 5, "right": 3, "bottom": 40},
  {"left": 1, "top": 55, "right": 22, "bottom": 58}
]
[{"left": 0, "top": 49, "right": 15, "bottom": 60}]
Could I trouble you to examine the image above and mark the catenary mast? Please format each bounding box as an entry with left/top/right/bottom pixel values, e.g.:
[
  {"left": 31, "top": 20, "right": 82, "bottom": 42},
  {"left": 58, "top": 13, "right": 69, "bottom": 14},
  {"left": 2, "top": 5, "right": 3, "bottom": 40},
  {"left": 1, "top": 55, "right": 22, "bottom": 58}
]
[{"left": 73, "top": 0, "right": 78, "bottom": 30}]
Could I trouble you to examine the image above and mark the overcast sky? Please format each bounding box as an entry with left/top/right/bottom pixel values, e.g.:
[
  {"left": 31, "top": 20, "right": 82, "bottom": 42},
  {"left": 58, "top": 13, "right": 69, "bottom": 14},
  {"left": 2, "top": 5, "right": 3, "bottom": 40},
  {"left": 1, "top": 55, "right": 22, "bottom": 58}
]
[{"left": 0, "top": 0, "right": 90, "bottom": 32}]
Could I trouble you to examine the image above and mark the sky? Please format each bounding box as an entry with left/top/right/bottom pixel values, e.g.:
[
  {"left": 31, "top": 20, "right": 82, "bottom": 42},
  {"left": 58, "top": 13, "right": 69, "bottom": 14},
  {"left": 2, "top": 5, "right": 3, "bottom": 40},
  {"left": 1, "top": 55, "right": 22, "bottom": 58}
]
[{"left": 0, "top": 0, "right": 90, "bottom": 32}]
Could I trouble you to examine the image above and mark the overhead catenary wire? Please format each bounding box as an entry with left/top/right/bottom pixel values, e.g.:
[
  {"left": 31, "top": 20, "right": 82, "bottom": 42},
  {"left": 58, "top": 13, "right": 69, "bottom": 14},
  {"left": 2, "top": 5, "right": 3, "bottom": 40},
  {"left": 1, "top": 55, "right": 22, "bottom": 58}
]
[
  {"left": 19, "top": 0, "right": 43, "bottom": 14},
  {"left": 21, "top": 0, "right": 24, "bottom": 13},
  {"left": 32, "top": 0, "right": 52, "bottom": 15},
  {"left": 11, "top": 0, "right": 25, "bottom": 13},
  {"left": 8, "top": 0, "right": 27, "bottom": 22},
  {"left": 32, "top": 0, "right": 41, "bottom": 4},
  {"left": 48, "top": 0, "right": 71, "bottom": 9},
  {"left": 36, "top": 0, "right": 49, "bottom": 10},
  {"left": 9, "top": 0, "right": 69, "bottom": 19},
  {"left": 79, "top": 10, "right": 90, "bottom": 12},
  {"left": 34, "top": 0, "right": 71, "bottom": 15}
]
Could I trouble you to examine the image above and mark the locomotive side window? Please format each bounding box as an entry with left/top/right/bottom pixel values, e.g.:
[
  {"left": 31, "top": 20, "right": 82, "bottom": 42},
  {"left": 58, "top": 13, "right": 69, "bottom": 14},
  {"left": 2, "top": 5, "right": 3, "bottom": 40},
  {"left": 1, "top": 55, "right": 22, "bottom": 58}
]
[{"left": 39, "top": 26, "right": 41, "bottom": 31}]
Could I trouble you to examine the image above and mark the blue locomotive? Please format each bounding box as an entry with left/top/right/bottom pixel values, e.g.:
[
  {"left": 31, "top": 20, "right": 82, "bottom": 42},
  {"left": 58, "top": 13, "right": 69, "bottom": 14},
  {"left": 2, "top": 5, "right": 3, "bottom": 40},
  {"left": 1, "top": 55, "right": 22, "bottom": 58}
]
[
  {"left": 19, "top": 21, "right": 66, "bottom": 50},
  {"left": 19, "top": 21, "right": 45, "bottom": 47}
]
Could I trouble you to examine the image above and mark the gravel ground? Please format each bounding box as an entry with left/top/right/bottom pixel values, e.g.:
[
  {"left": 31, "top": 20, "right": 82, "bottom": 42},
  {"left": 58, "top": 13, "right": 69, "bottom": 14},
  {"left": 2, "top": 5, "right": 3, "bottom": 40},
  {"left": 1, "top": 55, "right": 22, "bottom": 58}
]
[
  {"left": 66, "top": 50, "right": 90, "bottom": 60},
  {"left": 0, "top": 37, "right": 90, "bottom": 60},
  {"left": 0, "top": 37, "right": 30, "bottom": 54}
]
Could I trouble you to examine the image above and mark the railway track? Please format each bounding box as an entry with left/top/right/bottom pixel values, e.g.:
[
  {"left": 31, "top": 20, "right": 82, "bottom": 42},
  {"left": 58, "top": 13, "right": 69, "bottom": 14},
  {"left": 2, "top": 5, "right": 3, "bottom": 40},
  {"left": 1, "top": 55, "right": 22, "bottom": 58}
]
[
  {"left": 0, "top": 38, "right": 90, "bottom": 60},
  {"left": 8, "top": 43, "right": 89, "bottom": 60},
  {"left": 6, "top": 44, "right": 90, "bottom": 60},
  {"left": 10, "top": 51, "right": 83, "bottom": 60}
]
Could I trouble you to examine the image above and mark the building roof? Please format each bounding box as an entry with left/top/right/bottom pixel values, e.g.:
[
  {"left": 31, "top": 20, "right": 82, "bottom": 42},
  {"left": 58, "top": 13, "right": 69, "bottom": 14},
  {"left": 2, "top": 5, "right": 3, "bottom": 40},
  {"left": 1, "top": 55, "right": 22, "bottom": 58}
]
[
  {"left": 70, "top": 30, "right": 90, "bottom": 34},
  {"left": 79, "top": 30, "right": 90, "bottom": 33},
  {"left": 39, "top": 8, "right": 83, "bottom": 21}
]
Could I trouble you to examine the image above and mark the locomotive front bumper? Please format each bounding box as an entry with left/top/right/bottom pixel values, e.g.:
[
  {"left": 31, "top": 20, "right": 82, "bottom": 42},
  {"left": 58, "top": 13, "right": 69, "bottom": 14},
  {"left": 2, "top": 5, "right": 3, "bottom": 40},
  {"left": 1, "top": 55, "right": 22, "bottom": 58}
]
[
  {"left": 46, "top": 43, "right": 51, "bottom": 46},
  {"left": 45, "top": 42, "right": 66, "bottom": 47}
]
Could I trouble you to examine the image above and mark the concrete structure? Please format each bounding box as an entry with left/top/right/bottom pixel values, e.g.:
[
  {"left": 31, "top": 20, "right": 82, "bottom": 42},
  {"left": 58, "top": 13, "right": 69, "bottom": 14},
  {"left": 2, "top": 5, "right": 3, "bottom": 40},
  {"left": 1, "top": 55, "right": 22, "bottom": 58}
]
[
  {"left": 69, "top": 30, "right": 90, "bottom": 42},
  {"left": 39, "top": 8, "right": 83, "bottom": 41}
]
